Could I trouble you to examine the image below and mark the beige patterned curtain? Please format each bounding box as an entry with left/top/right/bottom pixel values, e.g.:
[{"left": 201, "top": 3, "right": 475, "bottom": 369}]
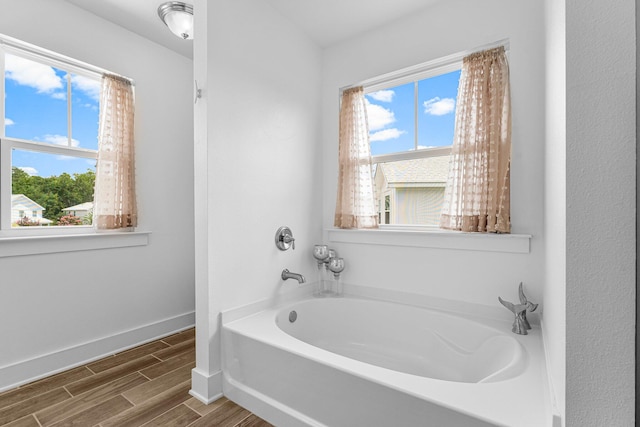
[
  {"left": 94, "top": 74, "right": 137, "bottom": 229},
  {"left": 440, "top": 46, "right": 511, "bottom": 233},
  {"left": 334, "top": 87, "right": 379, "bottom": 229}
]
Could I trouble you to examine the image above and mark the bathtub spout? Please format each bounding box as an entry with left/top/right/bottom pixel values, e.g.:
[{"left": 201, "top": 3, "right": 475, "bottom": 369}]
[{"left": 282, "top": 269, "right": 306, "bottom": 284}]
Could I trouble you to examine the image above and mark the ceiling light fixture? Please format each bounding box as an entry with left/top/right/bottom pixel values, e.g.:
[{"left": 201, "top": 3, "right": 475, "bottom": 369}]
[{"left": 158, "top": 2, "right": 194, "bottom": 40}]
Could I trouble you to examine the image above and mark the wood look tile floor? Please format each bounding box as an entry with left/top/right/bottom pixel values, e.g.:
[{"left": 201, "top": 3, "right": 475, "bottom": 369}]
[{"left": 0, "top": 329, "right": 273, "bottom": 427}]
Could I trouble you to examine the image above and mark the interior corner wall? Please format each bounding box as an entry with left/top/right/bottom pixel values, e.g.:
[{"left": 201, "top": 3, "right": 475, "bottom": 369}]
[
  {"left": 0, "top": 0, "right": 195, "bottom": 390},
  {"left": 543, "top": 0, "right": 566, "bottom": 421},
  {"left": 192, "top": 0, "right": 323, "bottom": 400},
  {"left": 321, "top": 0, "right": 546, "bottom": 308},
  {"left": 566, "top": 0, "right": 636, "bottom": 425}
]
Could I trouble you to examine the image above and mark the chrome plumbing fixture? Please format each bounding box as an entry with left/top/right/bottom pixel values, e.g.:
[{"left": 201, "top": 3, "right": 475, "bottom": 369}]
[
  {"left": 281, "top": 269, "right": 306, "bottom": 284},
  {"left": 498, "top": 282, "right": 538, "bottom": 335},
  {"left": 275, "top": 226, "right": 295, "bottom": 251}
]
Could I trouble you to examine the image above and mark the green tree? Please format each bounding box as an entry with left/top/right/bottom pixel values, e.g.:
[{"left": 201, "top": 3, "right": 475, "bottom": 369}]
[
  {"left": 11, "top": 167, "right": 33, "bottom": 195},
  {"left": 74, "top": 170, "right": 96, "bottom": 202},
  {"left": 11, "top": 167, "right": 96, "bottom": 224}
]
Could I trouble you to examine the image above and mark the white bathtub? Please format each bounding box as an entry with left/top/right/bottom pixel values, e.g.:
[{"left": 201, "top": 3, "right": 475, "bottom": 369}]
[{"left": 222, "top": 294, "right": 553, "bottom": 427}]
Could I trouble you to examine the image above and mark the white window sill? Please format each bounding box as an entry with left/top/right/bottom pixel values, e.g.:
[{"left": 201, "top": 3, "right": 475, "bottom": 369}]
[
  {"left": 326, "top": 228, "right": 531, "bottom": 253},
  {"left": 0, "top": 231, "right": 150, "bottom": 258}
]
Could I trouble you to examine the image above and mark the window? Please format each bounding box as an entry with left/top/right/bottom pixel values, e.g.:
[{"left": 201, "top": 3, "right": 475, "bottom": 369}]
[
  {"left": 365, "top": 63, "right": 461, "bottom": 228},
  {"left": 330, "top": 43, "right": 523, "bottom": 250},
  {"left": 1, "top": 39, "right": 101, "bottom": 232},
  {"left": 382, "top": 194, "right": 391, "bottom": 225}
]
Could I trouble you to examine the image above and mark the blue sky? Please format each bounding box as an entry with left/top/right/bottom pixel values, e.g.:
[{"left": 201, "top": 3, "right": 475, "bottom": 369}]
[
  {"left": 4, "top": 53, "right": 100, "bottom": 177},
  {"left": 366, "top": 69, "right": 461, "bottom": 156}
]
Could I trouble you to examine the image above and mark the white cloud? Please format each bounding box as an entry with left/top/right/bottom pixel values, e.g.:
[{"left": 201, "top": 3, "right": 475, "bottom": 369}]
[
  {"left": 51, "top": 92, "right": 67, "bottom": 101},
  {"left": 19, "top": 166, "right": 38, "bottom": 176},
  {"left": 5, "top": 54, "right": 65, "bottom": 98},
  {"left": 42, "top": 134, "right": 80, "bottom": 148},
  {"left": 5, "top": 55, "right": 101, "bottom": 102},
  {"left": 365, "top": 99, "right": 395, "bottom": 131},
  {"left": 423, "top": 97, "right": 455, "bottom": 116},
  {"left": 370, "top": 128, "right": 406, "bottom": 142},
  {"left": 5, "top": 118, "right": 14, "bottom": 126},
  {"left": 72, "top": 75, "right": 101, "bottom": 101},
  {"left": 367, "top": 90, "right": 395, "bottom": 103}
]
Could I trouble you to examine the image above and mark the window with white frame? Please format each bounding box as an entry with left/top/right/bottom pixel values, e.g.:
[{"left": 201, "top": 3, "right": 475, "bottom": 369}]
[
  {"left": 365, "top": 61, "right": 461, "bottom": 228},
  {"left": 1, "top": 39, "right": 101, "bottom": 232}
]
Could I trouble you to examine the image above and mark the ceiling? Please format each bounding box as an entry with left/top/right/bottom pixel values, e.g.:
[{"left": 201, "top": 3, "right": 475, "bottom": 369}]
[
  {"left": 264, "top": 0, "right": 440, "bottom": 47},
  {"left": 65, "top": 0, "right": 194, "bottom": 58},
  {"left": 65, "top": 0, "right": 439, "bottom": 59}
]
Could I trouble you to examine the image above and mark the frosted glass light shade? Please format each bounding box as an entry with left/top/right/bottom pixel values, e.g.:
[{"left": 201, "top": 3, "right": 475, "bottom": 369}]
[{"left": 158, "top": 2, "right": 193, "bottom": 40}]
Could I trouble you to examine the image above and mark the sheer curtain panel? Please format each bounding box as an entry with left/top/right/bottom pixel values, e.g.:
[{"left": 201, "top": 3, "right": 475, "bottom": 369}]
[
  {"left": 94, "top": 74, "right": 137, "bottom": 230},
  {"left": 334, "top": 87, "right": 379, "bottom": 229},
  {"left": 440, "top": 46, "right": 511, "bottom": 233}
]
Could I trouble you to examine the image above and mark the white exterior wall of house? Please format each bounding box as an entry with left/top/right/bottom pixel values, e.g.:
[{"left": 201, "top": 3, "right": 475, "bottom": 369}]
[
  {"left": 10, "top": 195, "right": 47, "bottom": 225},
  {"left": 394, "top": 187, "right": 444, "bottom": 226},
  {"left": 375, "top": 186, "right": 445, "bottom": 226},
  {"left": 62, "top": 202, "right": 94, "bottom": 219},
  {"left": 374, "top": 156, "right": 449, "bottom": 226}
]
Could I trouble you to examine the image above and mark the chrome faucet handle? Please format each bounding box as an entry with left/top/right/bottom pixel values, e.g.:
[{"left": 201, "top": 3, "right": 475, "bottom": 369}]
[
  {"left": 282, "top": 234, "right": 295, "bottom": 250},
  {"left": 275, "top": 226, "right": 295, "bottom": 251},
  {"left": 499, "top": 282, "right": 537, "bottom": 335}
]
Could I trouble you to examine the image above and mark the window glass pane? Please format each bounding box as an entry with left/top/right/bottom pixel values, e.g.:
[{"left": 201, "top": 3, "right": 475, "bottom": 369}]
[
  {"left": 365, "top": 68, "right": 460, "bottom": 226},
  {"left": 4, "top": 54, "right": 69, "bottom": 144},
  {"left": 366, "top": 82, "right": 414, "bottom": 156},
  {"left": 71, "top": 74, "right": 100, "bottom": 150},
  {"left": 11, "top": 149, "right": 96, "bottom": 227},
  {"left": 373, "top": 154, "right": 449, "bottom": 226},
  {"left": 417, "top": 69, "right": 461, "bottom": 148}
]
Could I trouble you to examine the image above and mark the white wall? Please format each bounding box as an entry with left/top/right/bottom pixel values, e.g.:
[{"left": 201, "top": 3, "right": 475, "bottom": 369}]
[
  {"left": 192, "top": 0, "right": 322, "bottom": 400},
  {"left": 565, "top": 0, "right": 636, "bottom": 425},
  {"left": 543, "top": 0, "right": 566, "bottom": 420},
  {"left": 321, "top": 0, "right": 545, "bottom": 308},
  {"left": 0, "top": 0, "right": 195, "bottom": 390}
]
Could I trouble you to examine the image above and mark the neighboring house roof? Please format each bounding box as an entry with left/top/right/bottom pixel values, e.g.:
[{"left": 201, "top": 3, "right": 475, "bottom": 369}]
[
  {"left": 376, "top": 156, "right": 450, "bottom": 185},
  {"left": 11, "top": 194, "right": 44, "bottom": 211},
  {"left": 62, "top": 202, "right": 94, "bottom": 212}
]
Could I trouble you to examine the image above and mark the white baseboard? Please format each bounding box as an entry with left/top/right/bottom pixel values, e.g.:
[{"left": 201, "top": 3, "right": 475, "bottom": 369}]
[
  {"left": 0, "top": 311, "right": 195, "bottom": 392},
  {"left": 190, "top": 368, "right": 223, "bottom": 404}
]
